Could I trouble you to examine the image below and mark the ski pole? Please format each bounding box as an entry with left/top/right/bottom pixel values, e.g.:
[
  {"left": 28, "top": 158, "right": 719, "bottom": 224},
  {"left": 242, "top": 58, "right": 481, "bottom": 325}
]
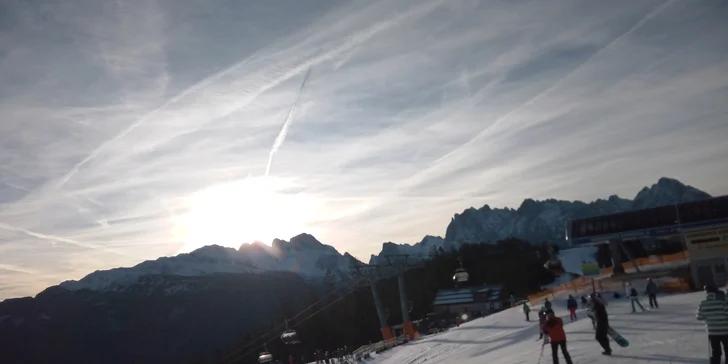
[{"left": 537, "top": 339, "right": 547, "bottom": 364}]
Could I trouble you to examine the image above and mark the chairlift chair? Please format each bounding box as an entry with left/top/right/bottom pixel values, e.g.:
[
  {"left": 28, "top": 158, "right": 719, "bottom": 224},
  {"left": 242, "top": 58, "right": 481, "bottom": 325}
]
[
  {"left": 258, "top": 352, "right": 274, "bottom": 364},
  {"left": 544, "top": 258, "right": 566, "bottom": 276},
  {"left": 280, "top": 329, "right": 301, "bottom": 345},
  {"left": 452, "top": 268, "right": 470, "bottom": 283}
]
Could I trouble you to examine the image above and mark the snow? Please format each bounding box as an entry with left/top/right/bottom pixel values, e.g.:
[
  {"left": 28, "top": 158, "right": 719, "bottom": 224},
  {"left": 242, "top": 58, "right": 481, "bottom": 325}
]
[{"left": 368, "top": 291, "right": 707, "bottom": 364}]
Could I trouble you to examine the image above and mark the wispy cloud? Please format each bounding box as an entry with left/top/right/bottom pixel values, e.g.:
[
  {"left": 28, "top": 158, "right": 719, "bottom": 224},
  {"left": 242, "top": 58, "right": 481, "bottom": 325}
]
[{"left": 1, "top": 0, "right": 727, "bottom": 299}]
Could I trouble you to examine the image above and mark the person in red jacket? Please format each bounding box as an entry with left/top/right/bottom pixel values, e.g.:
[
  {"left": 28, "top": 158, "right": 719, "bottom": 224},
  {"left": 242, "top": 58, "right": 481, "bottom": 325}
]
[{"left": 541, "top": 309, "right": 573, "bottom": 364}]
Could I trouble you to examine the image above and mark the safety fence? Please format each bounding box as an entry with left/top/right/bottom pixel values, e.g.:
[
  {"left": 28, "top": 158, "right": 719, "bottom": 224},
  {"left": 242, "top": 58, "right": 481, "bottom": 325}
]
[{"left": 528, "top": 252, "right": 691, "bottom": 305}]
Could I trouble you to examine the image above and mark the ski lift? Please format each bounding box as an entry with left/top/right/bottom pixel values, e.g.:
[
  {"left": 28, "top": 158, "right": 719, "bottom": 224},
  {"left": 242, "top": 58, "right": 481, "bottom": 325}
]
[
  {"left": 453, "top": 268, "right": 469, "bottom": 283},
  {"left": 280, "top": 319, "right": 301, "bottom": 345},
  {"left": 543, "top": 244, "right": 565, "bottom": 275},
  {"left": 258, "top": 352, "right": 273, "bottom": 364},
  {"left": 452, "top": 258, "right": 469, "bottom": 284}
]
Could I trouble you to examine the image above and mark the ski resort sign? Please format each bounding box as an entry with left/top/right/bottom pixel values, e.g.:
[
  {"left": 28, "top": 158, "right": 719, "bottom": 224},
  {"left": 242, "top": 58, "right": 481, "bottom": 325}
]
[{"left": 684, "top": 227, "right": 728, "bottom": 260}]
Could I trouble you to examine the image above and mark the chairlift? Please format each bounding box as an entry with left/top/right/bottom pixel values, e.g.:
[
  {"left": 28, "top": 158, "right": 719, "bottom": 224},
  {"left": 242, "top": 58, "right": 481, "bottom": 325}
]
[
  {"left": 544, "top": 258, "right": 566, "bottom": 276},
  {"left": 258, "top": 352, "right": 273, "bottom": 364},
  {"left": 452, "top": 258, "right": 469, "bottom": 284},
  {"left": 281, "top": 319, "right": 301, "bottom": 345},
  {"left": 453, "top": 268, "right": 470, "bottom": 283}
]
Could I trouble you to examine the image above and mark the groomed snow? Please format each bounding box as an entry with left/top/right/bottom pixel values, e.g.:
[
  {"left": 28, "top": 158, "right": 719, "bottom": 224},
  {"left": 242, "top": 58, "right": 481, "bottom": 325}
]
[{"left": 370, "top": 292, "right": 707, "bottom": 364}]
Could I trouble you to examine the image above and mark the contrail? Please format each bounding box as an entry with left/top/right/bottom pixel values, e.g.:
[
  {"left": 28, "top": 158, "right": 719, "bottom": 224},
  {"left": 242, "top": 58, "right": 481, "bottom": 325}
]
[{"left": 265, "top": 67, "right": 312, "bottom": 177}]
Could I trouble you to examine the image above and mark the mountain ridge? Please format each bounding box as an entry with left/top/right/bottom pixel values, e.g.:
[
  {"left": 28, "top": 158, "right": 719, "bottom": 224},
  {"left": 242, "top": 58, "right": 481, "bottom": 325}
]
[{"left": 54, "top": 177, "right": 710, "bottom": 294}]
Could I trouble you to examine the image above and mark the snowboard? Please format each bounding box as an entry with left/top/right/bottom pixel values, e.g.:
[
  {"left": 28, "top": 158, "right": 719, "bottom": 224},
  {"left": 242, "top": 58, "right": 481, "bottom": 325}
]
[
  {"left": 607, "top": 327, "right": 629, "bottom": 348},
  {"left": 585, "top": 311, "right": 629, "bottom": 347}
]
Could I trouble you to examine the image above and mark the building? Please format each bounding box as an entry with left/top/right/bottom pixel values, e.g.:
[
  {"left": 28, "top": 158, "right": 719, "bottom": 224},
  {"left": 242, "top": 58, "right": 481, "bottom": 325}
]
[
  {"left": 431, "top": 285, "right": 506, "bottom": 317},
  {"left": 565, "top": 195, "right": 728, "bottom": 288}
]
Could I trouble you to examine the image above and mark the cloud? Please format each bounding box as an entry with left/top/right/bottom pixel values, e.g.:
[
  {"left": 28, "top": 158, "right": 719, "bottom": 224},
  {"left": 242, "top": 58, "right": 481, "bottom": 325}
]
[{"left": 1, "top": 0, "right": 727, "bottom": 299}]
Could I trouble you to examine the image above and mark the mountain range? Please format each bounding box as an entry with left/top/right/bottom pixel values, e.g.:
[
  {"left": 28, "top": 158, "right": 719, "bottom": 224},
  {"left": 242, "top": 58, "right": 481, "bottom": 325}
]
[
  {"left": 44, "top": 177, "right": 711, "bottom": 293},
  {"left": 0, "top": 177, "right": 714, "bottom": 364}
]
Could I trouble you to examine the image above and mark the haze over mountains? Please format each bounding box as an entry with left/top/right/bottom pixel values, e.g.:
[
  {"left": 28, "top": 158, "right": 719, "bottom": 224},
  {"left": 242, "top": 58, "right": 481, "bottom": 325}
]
[{"left": 49, "top": 176, "right": 710, "bottom": 294}]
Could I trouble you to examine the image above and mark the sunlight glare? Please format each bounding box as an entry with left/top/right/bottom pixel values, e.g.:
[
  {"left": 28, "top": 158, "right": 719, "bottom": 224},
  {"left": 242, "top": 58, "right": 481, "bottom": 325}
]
[{"left": 173, "top": 177, "right": 319, "bottom": 252}]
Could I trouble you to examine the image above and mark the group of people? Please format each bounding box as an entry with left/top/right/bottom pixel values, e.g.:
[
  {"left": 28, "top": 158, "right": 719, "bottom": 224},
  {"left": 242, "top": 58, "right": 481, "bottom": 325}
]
[
  {"left": 522, "top": 292, "right": 616, "bottom": 364},
  {"left": 312, "top": 346, "right": 350, "bottom": 364}
]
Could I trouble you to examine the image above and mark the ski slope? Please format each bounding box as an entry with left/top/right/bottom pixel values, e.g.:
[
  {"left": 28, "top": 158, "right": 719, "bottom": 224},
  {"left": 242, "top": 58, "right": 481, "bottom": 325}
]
[{"left": 371, "top": 292, "right": 707, "bottom": 364}]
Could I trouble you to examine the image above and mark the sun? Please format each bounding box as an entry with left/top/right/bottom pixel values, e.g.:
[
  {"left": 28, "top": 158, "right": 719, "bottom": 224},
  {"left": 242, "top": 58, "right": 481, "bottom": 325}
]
[{"left": 173, "top": 177, "right": 318, "bottom": 253}]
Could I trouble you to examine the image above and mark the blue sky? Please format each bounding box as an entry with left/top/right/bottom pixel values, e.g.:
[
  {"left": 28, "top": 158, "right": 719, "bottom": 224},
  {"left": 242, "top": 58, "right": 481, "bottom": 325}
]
[{"left": 1, "top": 0, "right": 727, "bottom": 299}]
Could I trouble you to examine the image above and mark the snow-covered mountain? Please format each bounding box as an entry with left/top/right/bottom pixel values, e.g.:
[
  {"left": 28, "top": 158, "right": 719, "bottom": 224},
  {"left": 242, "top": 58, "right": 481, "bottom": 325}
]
[
  {"left": 60, "top": 233, "right": 360, "bottom": 292},
  {"left": 57, "top": 177, "right": 710, "bottom": 292},
  {"left": 368, "top": 177, "right": 709, "bottom": 270},
  {"left": 368, "top": 235, "right": 448, "bottom": 265}
]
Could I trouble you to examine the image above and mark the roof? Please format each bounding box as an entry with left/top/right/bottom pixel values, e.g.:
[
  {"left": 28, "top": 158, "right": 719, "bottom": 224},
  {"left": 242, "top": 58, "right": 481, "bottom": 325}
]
[{"left": 432, "top": 285, "right": 504, "bottom": 306}]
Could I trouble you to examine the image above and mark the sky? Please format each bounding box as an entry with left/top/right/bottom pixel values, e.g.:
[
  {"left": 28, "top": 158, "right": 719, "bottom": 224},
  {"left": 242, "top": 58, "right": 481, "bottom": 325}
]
[{"left": 1, "top": 0, "right": 727, "bottom": 300}]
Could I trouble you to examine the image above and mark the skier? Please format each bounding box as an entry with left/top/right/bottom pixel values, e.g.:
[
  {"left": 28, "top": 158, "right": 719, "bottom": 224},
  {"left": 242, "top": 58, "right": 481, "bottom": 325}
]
[
  {"left": 567, "top": 295, "right": 578, "bottom": 321},
  {"left": 645, "top": 277, "right": 659, "bottom": 309},
  {"left": 523, "top": 302, "right": 531, "bottom": 321},
  {"left": 697, "top": 285, "right": 728, "bottom": 364},
  {"left": 591, "top": 293, "right": 612, "bottom": 355},
  {"left": 629, "top": 286, "right": 646, "bottom": 313},
  {"left": 544, "top": 297, "right": 553, "bottom": 310},
  {"left": 580, "top": 295, "right": 588, "bottom": 309},
  {"left": 541, "top": 309, "right": 574, "bottom": 364},
  {"left": 538, "top": 306, "right": 549, "bottom": 341}
]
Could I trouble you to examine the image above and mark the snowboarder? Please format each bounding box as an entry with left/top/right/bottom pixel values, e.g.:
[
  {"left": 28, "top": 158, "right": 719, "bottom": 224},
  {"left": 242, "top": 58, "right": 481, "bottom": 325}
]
[
  {"left": 629, "top": 286, "right": 646, "bottom": 312},
  {"left": 567, "top": 295, "right": 578, "bottom": 321},
  {"left": 697, "top": 285, "right": 728, "bottom": 364},
  {"left": 538, "top": 306, "right": 548, "bottom": 340},
  {"left": 591, "top": 293, "right": 612, "bottom": 355},
  {"left": 523, "top": 302, "right": 531, "bottom": 321},
  {"left": 541, "top": 309, "right": 574, "bottom": 364}
]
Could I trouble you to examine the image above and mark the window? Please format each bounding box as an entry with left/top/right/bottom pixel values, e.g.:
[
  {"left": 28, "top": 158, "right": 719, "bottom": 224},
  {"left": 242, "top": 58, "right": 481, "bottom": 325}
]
[{"left": 586, "top": 220, "right": 594, "bottom": 235}]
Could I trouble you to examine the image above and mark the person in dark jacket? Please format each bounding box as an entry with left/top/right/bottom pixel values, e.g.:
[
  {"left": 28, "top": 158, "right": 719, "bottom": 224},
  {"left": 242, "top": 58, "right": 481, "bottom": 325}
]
[
  {"left": 645, "top": 278, "right": 659, "bottom": 309},
  {"left": 542, "top": 309, "right": 573, "bottom": 364},
  {"left": 629, "top": 285, "right": 646, "bottom": 313},
  {"left": 580, "top": 295, "right": 588, "bottom": 309},
  {"left": 538, "top": 307, "right": 548, "bottom": 340},
  {"left": 523, "top": 302, "right": 531, "bottom": 321},
  {"left": 567, "top": 295, "right": 578, "bottom": 321},
  {"left": 698, "top": 285, "right": 728, "bottom": 364},
  {"left": 544, "top": 298, "right": 553, "bottom": 310},
  {"left": 591, "top": 293, "right": 612, "bottom": 355}
]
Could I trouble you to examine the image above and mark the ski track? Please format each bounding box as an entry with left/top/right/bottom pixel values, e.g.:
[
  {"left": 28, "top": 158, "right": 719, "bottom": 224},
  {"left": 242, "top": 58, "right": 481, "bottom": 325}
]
[{"left": 366, "top": 292, "right": 708, "bottom": 364}]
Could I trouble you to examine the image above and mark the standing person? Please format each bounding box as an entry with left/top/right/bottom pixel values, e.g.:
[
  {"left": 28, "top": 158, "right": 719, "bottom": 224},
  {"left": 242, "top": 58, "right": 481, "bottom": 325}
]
[
  {"left": 544, "top": 297, "right": 553, "bottom": 310},
  {"left": 629, "top": 286, "right": 646, "bottom": 313},
  {"left": 567, "top": 295, "right": 578, "bottom": 321},
  {"left": 645, "top": 278, "right": 659, "bottom": 309},
  {"left": 289, "top": 354, "right": 295, "bottom": 364},
  {"left": 538, "top": 307, "right": 549, "bottom": 341},
  {"left": 580, "top": 295, "right": 588, "bottom": 309},
  {"left": 510, "top": 294, "right": 517, "bottom": 307},
  {"left": 541, "top": 309, "right": 574, "bottom": 364},
  {"left": 591, "top": 293, "right": 612, "bottom": 355},
  {"left": 697, "top": 285, "right": 728, "bottom": 364},
  {"left": 523, "top": 302, "right": 531, "bottom": 321}
]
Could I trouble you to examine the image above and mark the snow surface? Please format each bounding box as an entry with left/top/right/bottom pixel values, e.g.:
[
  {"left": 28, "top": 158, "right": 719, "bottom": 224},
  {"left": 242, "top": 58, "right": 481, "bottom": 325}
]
[{"left": 368, "top": 292, "right": 707, "bottom": 364}]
